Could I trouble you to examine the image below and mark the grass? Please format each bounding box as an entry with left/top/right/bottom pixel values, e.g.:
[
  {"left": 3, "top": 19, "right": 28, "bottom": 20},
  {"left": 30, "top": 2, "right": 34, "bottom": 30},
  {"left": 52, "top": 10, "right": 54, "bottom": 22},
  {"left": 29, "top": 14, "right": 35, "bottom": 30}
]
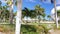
[
  {"left": 0, "top": 22, "right": 60, "bottom": 34},
  {"left": 21, "top": 24, "right": 51, "bottom": 34},
  {"left": 0, "top": 24, "right": 15, "bottom": 34}
]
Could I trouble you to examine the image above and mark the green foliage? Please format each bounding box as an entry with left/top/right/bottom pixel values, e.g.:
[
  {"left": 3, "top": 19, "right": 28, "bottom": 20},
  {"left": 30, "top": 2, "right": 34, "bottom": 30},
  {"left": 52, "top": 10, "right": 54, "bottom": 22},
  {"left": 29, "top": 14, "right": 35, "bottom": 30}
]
[
  {"left": 0, "top": 1, "right": 2, "bottom": 6},
  {"left": 21, "top": 24, "right": 49, "bottom": 34},
  {"left": 0, "top": 2, "right": 15, "bottom": 23},
  {"left": 0, "top": 24, "right": 15, "bottom": 33},
  {"left": 35, "top": 5, "right": 44, "bottom": 15},
  {"left": 57, "top": 10, "right": 60, "bottom": 16},
  {"left": 22, "top": 5, "right": 46, "bottom": 20}
]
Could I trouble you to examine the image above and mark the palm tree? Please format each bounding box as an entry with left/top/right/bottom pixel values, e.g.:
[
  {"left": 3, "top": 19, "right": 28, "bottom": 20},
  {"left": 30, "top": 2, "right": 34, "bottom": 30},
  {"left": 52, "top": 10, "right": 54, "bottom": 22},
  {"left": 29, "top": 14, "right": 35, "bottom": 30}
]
[
  {"left": 42, "top": 14, "right": 46, "bottom": 21},
  {"left": 47, "top": 15, "right": 51, "bottom": 21},
  {"left": 0, "top": 1, "right": 9, "bottom": 22},
  {"left": 41, "top": 0, "right": 59, "bottom": 28},
  {"left": 5, "top": 0, "right": 13, "bottom": 24},
  {"left": 22, "top": 7, "right": 30, "bottom": 18},
  {"left": 35, "top": 5, "right": 45, "bottom": 23},
  {"left": 15, "top": 0, "right": 22, "bottom": 34},
  {"left": 30, "top": 10, "right": 36, "bottom": 18},
  {"left": 57, "top": 10, "right": 60, "bottom": 24},
  {"left": 0, "top": 1, "right": 2, "bottom": 22},
  {"left": 57, "top": 10, "right": 60, "bottom": 17},
  {"left": 22, "top": 7, "right": 37, "bottom": 23},
  {"left": 54, "top": 0, "right": 59, "bottom": 28}
]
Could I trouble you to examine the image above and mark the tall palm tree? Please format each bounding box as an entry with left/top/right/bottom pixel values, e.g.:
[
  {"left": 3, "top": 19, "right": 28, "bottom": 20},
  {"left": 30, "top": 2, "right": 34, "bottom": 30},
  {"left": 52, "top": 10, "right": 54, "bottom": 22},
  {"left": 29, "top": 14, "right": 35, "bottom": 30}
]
[
  {"left": 41, "top": 0, "right": 59, "bottom": 28},
  {"left": 15, "top": 0, "right": 22, "bottom": 34},
  {"left": 0, "top": 1, "right": 2, "bottom": 21},
  {"left": 9, "top": 0, "right": 13, "bottom": 24},
  {"left": 54, "top": 0, "right": 59, "bottom": 28},
  {"left": 5, "top": 0, "right": 13, "bottom": 24}
]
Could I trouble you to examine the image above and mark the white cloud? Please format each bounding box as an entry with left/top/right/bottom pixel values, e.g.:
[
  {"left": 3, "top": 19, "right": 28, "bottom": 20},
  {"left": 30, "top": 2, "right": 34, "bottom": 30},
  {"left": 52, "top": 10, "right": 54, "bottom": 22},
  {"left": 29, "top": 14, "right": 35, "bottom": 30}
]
[
  {"left": 42, "top": 0, "right": 51, "bottom": 4},
  {"left": 0, "top": 0, "right": 6, "bottom": 3},
  {"left": 29, "top": 0, "right": 36, "bottom": 2},
  {"left": 57, "top": 0, "right": 60, "bottom": 4},
  {"left": 26, "top": 0, "right": 36, "bottom": 2}
]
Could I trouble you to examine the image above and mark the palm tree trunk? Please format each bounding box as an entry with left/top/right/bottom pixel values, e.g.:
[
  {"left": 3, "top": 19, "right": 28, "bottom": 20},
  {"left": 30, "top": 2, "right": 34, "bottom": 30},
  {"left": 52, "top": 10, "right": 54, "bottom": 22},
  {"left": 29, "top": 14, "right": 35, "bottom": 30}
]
[
  {"left": 9, "top": 0, "right": 13, "bottom": 24},
  {"left": 54, "top": 0, "right": 59, "bottom": 28},
  {"left": 15, "top": 0, "right": 22, "bottom": 34}
]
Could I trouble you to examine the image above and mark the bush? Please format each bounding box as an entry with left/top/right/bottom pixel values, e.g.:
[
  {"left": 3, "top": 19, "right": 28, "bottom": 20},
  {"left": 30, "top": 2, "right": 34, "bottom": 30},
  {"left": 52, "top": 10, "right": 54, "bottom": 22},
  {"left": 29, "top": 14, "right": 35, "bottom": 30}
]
[{"left": 21, "top": 24, "right": 50, "bottom": 34}]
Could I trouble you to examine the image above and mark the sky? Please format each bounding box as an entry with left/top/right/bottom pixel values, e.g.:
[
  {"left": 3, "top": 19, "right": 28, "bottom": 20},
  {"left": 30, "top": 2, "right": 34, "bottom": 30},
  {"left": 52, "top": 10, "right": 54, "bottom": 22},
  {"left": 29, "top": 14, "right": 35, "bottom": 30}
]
[
  {"left": 0, "top": 0, "right": 60, "bottom": 20},
  {"left": 22, "top": 0, "right": 60, "bottom": 15},
  {"left": 22, "top": 0, "right": 60, "bottom": 20}
]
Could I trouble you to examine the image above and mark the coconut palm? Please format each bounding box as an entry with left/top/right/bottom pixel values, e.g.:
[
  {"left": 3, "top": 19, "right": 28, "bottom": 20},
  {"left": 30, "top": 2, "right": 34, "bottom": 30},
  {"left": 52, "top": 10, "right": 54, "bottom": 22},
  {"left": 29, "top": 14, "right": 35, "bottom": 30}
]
[
  {"left": 30, "top": 10, "right": 36, "bottom": 18},
  {"left": 5, "top": 0, "right": 13, "bottom": 24},
  {"left": 47, "top": 15, "right": 51, "bottom": 21},
  {"left": 41, "top": 0, "right": 58, "bottom": 28},
  {"left": 53, "top": 0, "right": 59, "bottom": 28},
  {"left": 42, "top": 13, "right": 46, "bottom": 21},
  {"left": 15, "top": 0, "right": 22, "bottom": 34},
  {"left": 22, "top": 7, "right": 31, "bottom": 18},
  {"left": 35, "top": 5, "right": 45, "bottom": 22}
]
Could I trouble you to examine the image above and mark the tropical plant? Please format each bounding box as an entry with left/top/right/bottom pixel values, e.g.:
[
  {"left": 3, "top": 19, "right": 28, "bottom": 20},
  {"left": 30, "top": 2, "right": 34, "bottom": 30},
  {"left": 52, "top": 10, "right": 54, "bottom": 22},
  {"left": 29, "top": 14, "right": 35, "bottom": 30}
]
[
  {"left": 5, "top": 0, "right": 13, "bottom": 24},
  {"left": 57, "top": 10, "right": 60, "bottom": 24},
  {"left": 22, "top": 7, "right": 36, "bottom": 18},
  {"left": 47, "top": 15, "right": 51, "bottom": 21},
  {"left": 22, "top": 7, "right": 31, "bottom": 18},
  {"left": 41, "top": 0, "right": 59, "bottom": 28},
  {"left": 57, "top": 10, "right": 60, "bottom": 17},
  {"left": 0, "top": 1, "right": 10, "bottom": 22},
  {"left": 42, "top": 14, "right": 46, "bottom": 21},
  {"left": 35, "top": 5, "right": 45, "bottom": 22}
]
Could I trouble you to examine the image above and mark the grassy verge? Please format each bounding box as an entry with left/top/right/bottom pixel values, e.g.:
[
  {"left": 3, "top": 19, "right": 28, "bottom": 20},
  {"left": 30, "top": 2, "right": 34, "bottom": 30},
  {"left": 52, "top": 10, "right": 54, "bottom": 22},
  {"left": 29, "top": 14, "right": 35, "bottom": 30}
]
[{"left": 0, "top": 24, "right": 15, "bottom": 34}]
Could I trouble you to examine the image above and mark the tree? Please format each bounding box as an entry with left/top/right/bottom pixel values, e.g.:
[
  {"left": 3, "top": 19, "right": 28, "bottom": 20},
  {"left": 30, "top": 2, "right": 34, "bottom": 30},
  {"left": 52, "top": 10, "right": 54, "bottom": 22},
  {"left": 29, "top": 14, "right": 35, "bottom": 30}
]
[
  {"left": 57, "top": 10, "right": 60, "bottom": 24},
  {"left": 35, "top": 5, "right": 45, "bottom": 22},
  {"left": 42, "top": 14, "right": 46, "bottom": 21},
  {"left": 30, "top": 10, "right": 36, "bottom": 18},
  {"left": 15, "top": 0, "right": 22, "bottom": 34},
  {"left": 2, "top": 6, "right": 9, "bottom": 22},
  {"left": 0, "top": 1, "right": 10, "bottom": 22},
  {"left": 47, "top": 15, "right": 51, "bottom": 21},
  {"left": 5, "top": 0, "right": 14, "bottom": 24},
  {"left": 57, "top": 10, "right": 60, "bottom": 17},
  {"left": 22, "top": 7, "right": 36, "bottom": 18},
  {"left": 22, "top": 7, "right": 31, "bottom": 18},
  {"left": 41, "top": 0, "right": 59, "bottom": 28},
  {"left": 54, "top": 0, "right": 59, "bottom": 28}
]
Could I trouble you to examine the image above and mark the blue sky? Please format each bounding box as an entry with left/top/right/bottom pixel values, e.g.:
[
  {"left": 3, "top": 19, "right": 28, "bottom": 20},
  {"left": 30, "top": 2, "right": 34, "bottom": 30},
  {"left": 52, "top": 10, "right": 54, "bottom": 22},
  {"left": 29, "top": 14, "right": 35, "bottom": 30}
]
[
  {"left": 22, "top": 0, "right": 60, "bottom": 15},
  {"left": 22, "top": 0, "right": 60, "bottom": 20},
  {"left": 0, "top": 0, "right": 60, "bottom": 20},
  {"left": 0, "top": 0, "right": 60, "bottom": 15}
]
